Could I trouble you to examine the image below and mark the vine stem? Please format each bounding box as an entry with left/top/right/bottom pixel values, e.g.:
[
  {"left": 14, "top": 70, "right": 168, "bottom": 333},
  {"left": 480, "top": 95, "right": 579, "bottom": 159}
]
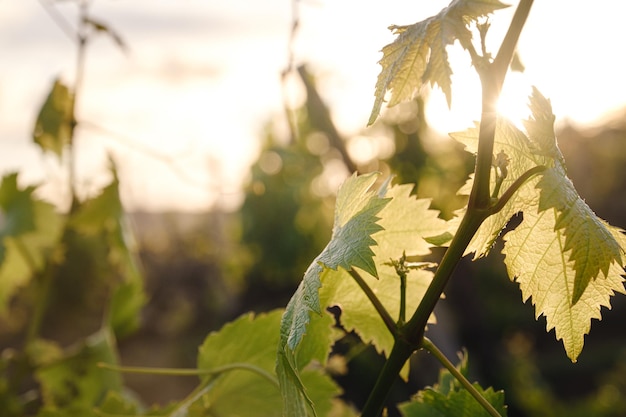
[
  {"left": 348, "top": 269, "right": 396, "bottom": 335},
  {"left": 421, "top": 338, "right": 502, "bottom": 417},
  {"left": 361, "top": 1, "right": 534, "bottom": 415}
]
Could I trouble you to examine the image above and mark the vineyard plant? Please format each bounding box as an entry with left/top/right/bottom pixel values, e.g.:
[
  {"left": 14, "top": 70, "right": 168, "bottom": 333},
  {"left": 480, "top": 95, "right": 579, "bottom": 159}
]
[{"left": 1, "top": 1, "right": 625, "bottom": 417}]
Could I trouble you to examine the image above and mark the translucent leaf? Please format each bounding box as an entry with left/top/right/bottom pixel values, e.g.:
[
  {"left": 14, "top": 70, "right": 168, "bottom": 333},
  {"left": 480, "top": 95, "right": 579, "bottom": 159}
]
[
  {"left": 278, "top": 172, "right": 388, "bottom": 416},
  {"left": 503, "top": 209, "right": 625, "bottom": 361},
  {"left": 33, "top": 79, "right": 73, "bottom": 159},
  {"left": 198, "top": 310, "right": 339, "bottom": 417},
  {"left": 369, "top": 0, "right": 508, "bottom": 125},
  {"left": 279, "top": 172, "right": 388, "bottom": 354},
  {"left": 320, "top": 184, "right": 448, "bottom": 359},
  {"left": 0, "top": 174, "right": 63, "bottom": 314},
  {"left": 278, "top": 174, "right": 453, "bottom": 414},
  {"left": 452, "top": 86, "right": 626, "bottom": 361},
  {"left": 536, "top": 169, "right": 624, "bottom": 304}
]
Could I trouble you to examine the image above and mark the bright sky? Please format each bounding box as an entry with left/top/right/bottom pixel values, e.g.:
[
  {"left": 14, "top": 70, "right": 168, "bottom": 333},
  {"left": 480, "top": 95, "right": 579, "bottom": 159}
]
[{"left": 1, "top": 1, "right": 625, "bottom": 212}]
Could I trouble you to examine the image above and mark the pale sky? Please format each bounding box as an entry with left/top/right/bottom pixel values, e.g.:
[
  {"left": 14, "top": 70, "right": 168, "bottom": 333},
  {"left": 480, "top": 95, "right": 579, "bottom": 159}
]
[{"left": 1, "top": 1, "right": 625, "bottom": 212}]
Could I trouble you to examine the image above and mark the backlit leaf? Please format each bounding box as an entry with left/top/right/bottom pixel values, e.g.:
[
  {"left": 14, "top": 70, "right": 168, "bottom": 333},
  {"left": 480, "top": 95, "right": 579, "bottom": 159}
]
[
  {"left": 278, "top": 172, "right": 388, "bottom": 416},
  {"left": 451, "top": 87, "right": 626, "bottom": 361},
  {"left": 500, "top": 90, "right": 626, "bottom": 361},
  {"left": 278, "top": 174, "right": 453, "bottom": 414},
  {"left": 369, "top": 0, "right": 508, "bottom": 125},
  {"left": 503, "top": 209, "right": 625, "bottom": 361},
  {"left": 320, "top": 184, "right": 448, "bottom": 360}
]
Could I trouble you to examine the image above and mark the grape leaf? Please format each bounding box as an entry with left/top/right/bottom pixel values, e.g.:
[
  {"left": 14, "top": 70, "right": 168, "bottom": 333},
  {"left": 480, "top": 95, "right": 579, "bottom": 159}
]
[
  {"left": 33, "top": 78, "right": 73, "bottom": 159},
  {"left": 399, "top": 352, "right": 507, "bottom": 417},
  {"left": 278, "top": 174, "right": 453, "bottom": 415},
  {"left": 278, "top": 172, "right": 389, "bottom": 416},
  {"left": 451, "top": 87, "right": 626, "bottom": 361},
  {"left": 0, "top": 173, "right": 63, "bottom": 314},
  {"left": 500, "top": 90, "right": 626, "bottom": 361},
  {"left": 198, "top": 310, "right": 339, "bottom": 417},
  {"left": 522, "top": 88, "right": 624, "bottom": 305},
  {"left": 320, "top": 184, "right": 448, "bottom": 360},
  {"left": 369, "top": 0, "right": 508, "bottom": 125},
  {"left": 503, "top": 209, "right": 625, "bottom": 361}
]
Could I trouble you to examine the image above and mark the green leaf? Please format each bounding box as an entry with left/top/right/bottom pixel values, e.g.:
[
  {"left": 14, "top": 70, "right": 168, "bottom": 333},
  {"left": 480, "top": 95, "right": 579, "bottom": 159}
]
[
  {"left": 320, "top": 184, "right": 448, "bottom": 360},
  {"left": 451, "top": 87, "right": 626, "bottom": 361},
  {"left": 536, "top": 169, "right": 624, "bottom": 304},
  {"left": 399, "top": 353, "right": 507, "bottom": 417},
  {"left": 502, "top": 88, "right": 625, "bottom": 361},
  {"left": 198, "top": 310, "right": 339, "bottom": 417},
  {"left": 369, "top": 0, "right": 508, "bottom": 125},
  {"left": 279, "top": 172, "right": 388, "bottom": 354},
  {"left": 0, "top": 174, "right": 63, "bottom": 314},
  {"left": 33, "top": 79, "right": 73, "bottom": 159},
  {"left": 278, "top": 174, "right": 453, "bottom": 414},
  {"left": 278, "top": 172, "right": 389, "bottom": 415},
  {"left": 35, "top": 328, "right": 122, "bottom": 409},
  {"left": 503, "top": 209, "right": 625, "bottom": 362},
  {"left": 400, "top": 385, "right": 507, "bottom": 417}
]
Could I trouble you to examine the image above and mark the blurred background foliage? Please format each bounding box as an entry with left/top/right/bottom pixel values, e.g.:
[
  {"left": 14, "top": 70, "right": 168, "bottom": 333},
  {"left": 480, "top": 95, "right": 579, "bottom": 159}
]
[{"left": 2, "top": 15, "right": 626, "bottom": 416}]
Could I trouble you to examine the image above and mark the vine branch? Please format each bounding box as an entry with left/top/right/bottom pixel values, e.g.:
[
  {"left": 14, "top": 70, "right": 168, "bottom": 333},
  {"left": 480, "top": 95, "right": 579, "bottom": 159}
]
[
  {"left": 490, "top": 165, "right": 546, "bottom": 214},
  {"left": 348, "top": 269, "right": 396, "bottom": 336}
]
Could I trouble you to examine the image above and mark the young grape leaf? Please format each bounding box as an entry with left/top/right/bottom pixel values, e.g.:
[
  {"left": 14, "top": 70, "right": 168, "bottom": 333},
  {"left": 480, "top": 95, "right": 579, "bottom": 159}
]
[
  {"left": 399, "top": 352, "right": 507, "bottom": 417},
  {"left": 278, "top": 172, "right": 389, "bottom": 416},
  {"left": 320, "top": 184, "right": 449, "bottom": 361},
  {"left": 400, "top": 384, "right": 507, "bottom": 417},
  {"left": 369, "top": 0, "right": 508, "bottom": 125},
  {"left": 500, "top": 89, "right": 626, "bottom": 361},
  {"left": 503, "top": 209, "right": 625, "bottom": 361},
  {"left": 0, "top": 173, "right": 63, "bottom": 314},
  {"left": 33, "top": 78, "right": 73, "bottom": 160},
  {"left": 451, "top": 87, "right": 626, "bottom": 361},
  {"left": 198, "top": 310, "right": 340, "bottom": 417},
  {"left": 523, "top": 88, "right": 624, "bottom": 305},
  {"left": 278, "top": 175, "right": 454, "bottom": 414}
]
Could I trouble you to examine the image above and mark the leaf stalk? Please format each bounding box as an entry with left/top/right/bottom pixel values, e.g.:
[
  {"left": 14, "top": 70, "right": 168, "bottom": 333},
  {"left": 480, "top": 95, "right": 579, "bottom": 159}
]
[{"left": 348, "top": 269, "right": 397, "bottom": 336}]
